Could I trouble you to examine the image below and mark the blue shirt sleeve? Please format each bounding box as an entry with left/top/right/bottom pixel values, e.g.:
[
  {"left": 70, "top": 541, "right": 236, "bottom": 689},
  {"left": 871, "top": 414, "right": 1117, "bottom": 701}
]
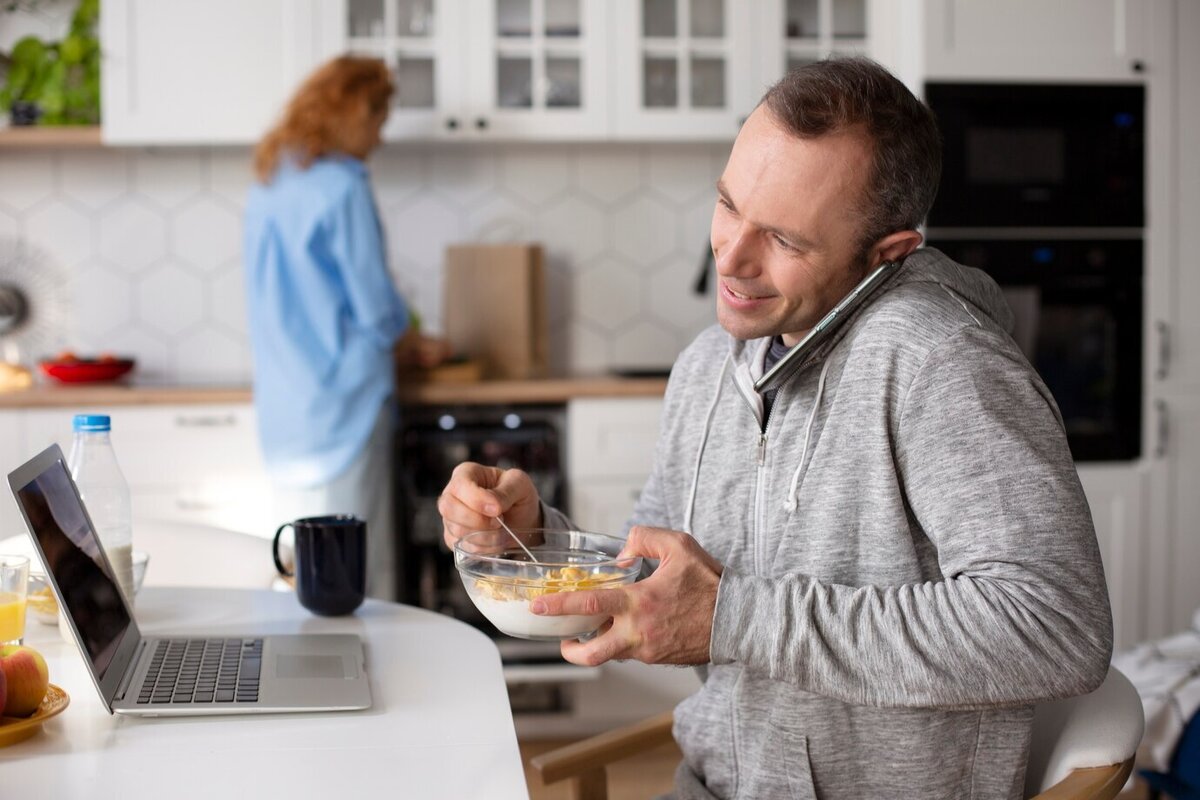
[{"left": 325, "top": 177, "right": 410, "bottom": 349}]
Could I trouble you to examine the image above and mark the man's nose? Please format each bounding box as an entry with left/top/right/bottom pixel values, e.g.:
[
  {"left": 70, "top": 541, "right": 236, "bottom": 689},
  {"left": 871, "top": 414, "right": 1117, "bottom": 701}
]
[{"left": 715, "top": 223, "right": 758, "bottom": 277}]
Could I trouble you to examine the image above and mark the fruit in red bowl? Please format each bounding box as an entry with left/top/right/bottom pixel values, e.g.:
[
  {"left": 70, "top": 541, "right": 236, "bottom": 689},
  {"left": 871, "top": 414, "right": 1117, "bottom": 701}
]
[{"left": 39, "top": 353, "right": 136, "bottom": 383}]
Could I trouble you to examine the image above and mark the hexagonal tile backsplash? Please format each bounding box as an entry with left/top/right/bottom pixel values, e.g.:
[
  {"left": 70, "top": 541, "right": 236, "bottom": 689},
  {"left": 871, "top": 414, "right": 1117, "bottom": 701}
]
[{"left": 0, "top": 143, "right": 726, "bottom": 380}]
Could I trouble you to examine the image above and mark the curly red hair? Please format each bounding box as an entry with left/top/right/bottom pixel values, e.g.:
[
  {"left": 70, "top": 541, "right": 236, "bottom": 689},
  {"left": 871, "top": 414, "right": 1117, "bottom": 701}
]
[{"left": 254, "top": 55, "right": 394, "bottom": 182}]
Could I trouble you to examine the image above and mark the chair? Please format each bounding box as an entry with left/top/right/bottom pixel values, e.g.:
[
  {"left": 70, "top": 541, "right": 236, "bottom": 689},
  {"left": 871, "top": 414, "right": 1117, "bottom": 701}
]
[
  {"left": 530, "top": 667, "right": 1144, "bottom": 800},
  {"left": 133, "top": 519, "right": 279, "bottom": 589}
]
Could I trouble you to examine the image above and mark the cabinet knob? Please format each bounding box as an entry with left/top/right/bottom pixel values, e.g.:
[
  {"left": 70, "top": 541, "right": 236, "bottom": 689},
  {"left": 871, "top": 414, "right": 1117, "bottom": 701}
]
[
  {"left": 1132, "top": 60, "right": 1146, "bottom": 73},
  {"left": 445, "top": 117, "right": 460, "bottom": 131},
  {"left": 475, "top": 117, "right": 489, "bottom": 131}
]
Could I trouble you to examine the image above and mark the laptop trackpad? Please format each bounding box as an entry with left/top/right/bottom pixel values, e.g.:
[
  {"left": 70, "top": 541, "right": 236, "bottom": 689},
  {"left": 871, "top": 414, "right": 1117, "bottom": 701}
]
[{"left": 276, "top": 654, "right": 347, "bottom": 679}]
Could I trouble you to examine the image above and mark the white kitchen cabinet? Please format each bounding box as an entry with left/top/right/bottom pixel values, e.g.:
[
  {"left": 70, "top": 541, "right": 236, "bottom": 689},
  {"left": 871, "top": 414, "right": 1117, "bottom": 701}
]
[
  {"left": 1142, "top": 0, "right": 1200, "bottom": 641},
  {"left": 757, "top": 0, "right": 923, "bottom": 95},
  {"left": 19, "top": 404, "right": 275, "bottom": 540},
  {"left": 921, "top": 0, "right": 1150, "bottom": 82},
  {"left": 566, "top": 396, "right": 663, "bottom": 534},
  {"left": 101, "top": 0, "right": 333, "bottom": 144},
  {"left": 611, "top": 0, "right": 758, "bottom": 139},
  {"left": 1076, "top": 465, "right": 1148, "bottom": 651},
  {"left": 322, "top": 0, "right": 611, "bottom": 140}
]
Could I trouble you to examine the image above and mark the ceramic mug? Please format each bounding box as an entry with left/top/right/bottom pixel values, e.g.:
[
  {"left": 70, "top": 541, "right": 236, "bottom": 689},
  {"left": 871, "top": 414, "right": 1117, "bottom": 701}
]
[{"left": 273, "top": 515, "right": 366, "bottom": 616}]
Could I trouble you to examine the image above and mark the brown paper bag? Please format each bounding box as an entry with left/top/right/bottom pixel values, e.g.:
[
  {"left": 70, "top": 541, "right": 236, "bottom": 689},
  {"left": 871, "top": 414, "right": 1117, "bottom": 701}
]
[{"left": 443, "top": 244, "right": 547, "bottom": 379}]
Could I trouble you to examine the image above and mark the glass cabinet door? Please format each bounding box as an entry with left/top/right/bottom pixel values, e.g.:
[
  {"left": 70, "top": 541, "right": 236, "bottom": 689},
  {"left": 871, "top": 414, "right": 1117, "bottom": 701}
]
[
  {"left": 340, "top": 0, "right": 466, "bottom": 139},
  {"left": 469, "top": 0, "right": 609, "bottom": 138},
  {"left": 614, "top": 0, "right": 757, "bottom": 139},
  {"left": 768, "top": 0, "right": 870, "bottom": 76}
]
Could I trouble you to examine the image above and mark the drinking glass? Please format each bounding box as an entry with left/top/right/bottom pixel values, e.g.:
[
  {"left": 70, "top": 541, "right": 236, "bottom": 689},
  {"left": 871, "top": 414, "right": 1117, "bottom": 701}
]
[{"left": 0, "top": 555, "right": 30, "bottom": 645}]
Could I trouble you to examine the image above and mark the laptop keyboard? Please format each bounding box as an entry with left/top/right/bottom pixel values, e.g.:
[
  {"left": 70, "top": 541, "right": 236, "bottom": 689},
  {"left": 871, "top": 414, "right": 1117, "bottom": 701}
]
[{"left": 136, "top": 638, "right": 263, "bottom": 705}]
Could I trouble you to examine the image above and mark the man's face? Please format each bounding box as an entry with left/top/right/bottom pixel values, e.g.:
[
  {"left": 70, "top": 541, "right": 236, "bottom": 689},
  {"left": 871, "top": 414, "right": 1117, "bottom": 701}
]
[{"left": 711, "top": 106, "right": 874, "bottom": 346}]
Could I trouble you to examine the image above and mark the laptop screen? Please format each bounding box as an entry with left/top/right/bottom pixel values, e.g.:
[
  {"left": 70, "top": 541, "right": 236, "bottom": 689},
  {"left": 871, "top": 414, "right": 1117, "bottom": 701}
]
[{"left": 13, "top": 456, "right": 133, "bottom": 681}]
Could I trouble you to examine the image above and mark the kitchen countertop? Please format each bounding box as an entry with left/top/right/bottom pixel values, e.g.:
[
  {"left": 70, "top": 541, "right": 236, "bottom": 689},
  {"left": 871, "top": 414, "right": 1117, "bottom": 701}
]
[
  {"left": 0, "top": 374, "right": 668, "bottom": 408},
  {"left": 395, "top": 374, "right": 668, "bottom": 405},
  {"left": 0, "top": 382, "right": 255, "bottom": 408}
]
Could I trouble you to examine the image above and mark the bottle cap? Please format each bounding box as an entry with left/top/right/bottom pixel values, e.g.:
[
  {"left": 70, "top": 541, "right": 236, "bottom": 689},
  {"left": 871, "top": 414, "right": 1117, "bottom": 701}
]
[{"left": 73, "top": 414, "right": 111, "bottom": 432}]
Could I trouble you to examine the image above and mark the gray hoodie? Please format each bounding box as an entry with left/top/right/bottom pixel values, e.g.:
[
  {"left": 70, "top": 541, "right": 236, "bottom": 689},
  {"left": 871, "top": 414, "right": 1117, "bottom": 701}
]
[{"left": 550, "top": 247, "right": 1113, "bottom": 799}]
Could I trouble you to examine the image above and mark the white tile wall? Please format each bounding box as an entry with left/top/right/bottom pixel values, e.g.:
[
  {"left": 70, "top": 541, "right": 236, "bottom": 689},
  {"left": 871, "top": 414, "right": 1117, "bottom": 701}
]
[{"left": 0, "top": 142, "right": 726, "bottom": 380}]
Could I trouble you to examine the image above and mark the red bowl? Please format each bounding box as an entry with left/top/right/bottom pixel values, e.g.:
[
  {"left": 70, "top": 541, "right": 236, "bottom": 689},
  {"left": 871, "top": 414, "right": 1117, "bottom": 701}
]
[{"left": 39, "top": 358, "right": 136, "bottom": 383}]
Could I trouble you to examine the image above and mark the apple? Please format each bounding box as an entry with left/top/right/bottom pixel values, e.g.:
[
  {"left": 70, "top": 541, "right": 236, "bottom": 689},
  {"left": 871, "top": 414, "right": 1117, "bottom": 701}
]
[
  {"left": 0, "top": 660, "right": 6, "bottom": 717},
  {"left": 0, "top": 645, "right": 49, "bottom": 717}
]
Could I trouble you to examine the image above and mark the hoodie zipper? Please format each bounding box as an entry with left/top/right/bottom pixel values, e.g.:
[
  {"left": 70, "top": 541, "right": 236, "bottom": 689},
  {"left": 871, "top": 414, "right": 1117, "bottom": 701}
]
[{"left": 752, "top": 400, "right": 778, "bottom": 578}]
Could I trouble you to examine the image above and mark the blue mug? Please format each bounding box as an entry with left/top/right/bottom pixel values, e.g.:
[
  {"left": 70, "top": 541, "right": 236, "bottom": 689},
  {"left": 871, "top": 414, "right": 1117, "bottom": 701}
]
[{"left": 273, "top": 515, "right": 366, "bottom": 616}]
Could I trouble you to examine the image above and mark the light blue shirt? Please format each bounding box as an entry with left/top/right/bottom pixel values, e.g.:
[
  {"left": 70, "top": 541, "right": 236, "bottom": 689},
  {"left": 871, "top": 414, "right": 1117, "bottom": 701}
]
[{"left": 243, "top": 155, "right": 408, "bottom": 487}]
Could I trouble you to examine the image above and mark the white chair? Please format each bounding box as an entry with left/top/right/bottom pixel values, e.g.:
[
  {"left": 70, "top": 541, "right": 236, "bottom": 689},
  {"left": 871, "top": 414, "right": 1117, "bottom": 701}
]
[
  {"left": 131, "top": 518, "right": 280, "bottom": 590},
  {"left": 1024, "top": 665, "right": 1145, "bottom": 799},
  {"left": 532, "top": 666, "right": 1145, "bottom": 800}
]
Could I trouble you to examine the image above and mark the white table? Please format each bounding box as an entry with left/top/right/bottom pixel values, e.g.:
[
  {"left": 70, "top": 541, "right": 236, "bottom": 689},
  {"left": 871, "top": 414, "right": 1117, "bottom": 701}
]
[{"left": 0, "top": 587, "right": 529, "bottom": 799}]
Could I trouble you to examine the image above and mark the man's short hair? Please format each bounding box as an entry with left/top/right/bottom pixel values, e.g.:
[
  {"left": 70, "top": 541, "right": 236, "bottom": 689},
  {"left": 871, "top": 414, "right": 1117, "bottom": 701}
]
[{"left": 761, "top": 57, "right": 942, "bottom": 264}]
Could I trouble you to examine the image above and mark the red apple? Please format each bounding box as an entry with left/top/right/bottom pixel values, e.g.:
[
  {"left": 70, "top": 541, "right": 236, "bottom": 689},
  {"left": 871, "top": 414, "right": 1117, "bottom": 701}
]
[
  {"left": 0, "top": 660, "right": 6, "bottom": 717},
  {"left": 0, "top": 645, "right": 49, "bottom": 717}
]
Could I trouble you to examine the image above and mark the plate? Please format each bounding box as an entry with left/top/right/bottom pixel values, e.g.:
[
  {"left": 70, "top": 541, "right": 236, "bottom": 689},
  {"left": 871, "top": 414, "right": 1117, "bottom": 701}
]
[
  {"left": 39, "top": 358, "right": 135, "bottom": 383},
  {"left": 0, "top": 684, "right": 70, "bottom": 747}
]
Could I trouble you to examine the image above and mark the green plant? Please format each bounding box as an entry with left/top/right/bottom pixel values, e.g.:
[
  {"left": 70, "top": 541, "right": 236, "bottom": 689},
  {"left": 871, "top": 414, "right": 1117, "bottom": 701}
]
[{"left": 0, "top": 0, "right": 100, "bottom": 125}]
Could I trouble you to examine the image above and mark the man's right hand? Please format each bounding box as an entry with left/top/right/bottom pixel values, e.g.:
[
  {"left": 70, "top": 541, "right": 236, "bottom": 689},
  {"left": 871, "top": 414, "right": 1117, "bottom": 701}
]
[{"left": 438, "top": 462, "right": 542, "bottom": 551}]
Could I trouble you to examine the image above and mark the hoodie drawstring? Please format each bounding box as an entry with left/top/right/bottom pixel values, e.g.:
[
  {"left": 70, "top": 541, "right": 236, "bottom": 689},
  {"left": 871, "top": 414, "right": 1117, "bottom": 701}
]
[
  {"left": 684, "top": 352, "right": 732, "bottom": 534},
  {"left": 783, "top": 357, "right": 831, "bottom": 514}
]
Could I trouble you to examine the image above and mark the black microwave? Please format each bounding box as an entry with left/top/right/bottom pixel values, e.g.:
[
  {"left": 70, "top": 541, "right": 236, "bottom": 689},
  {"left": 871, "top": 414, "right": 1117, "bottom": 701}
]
[{"left": 925, "top": 83, "right": 1144, "bottom": 228}]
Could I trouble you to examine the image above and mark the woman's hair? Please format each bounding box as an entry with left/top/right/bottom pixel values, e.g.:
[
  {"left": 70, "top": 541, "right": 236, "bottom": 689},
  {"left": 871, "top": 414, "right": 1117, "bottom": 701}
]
[
  {"left": 760, "top": 57, "right": 942, "bottom": 264},
  {"left": 253, "top": 55, "right": 394, "bottom": 182}
]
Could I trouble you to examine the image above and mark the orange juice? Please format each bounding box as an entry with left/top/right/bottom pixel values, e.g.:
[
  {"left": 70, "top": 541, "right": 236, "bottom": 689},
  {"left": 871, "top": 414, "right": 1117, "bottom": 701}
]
[{"left": 0, "top": 590, "right": 27, "bottom": 643}]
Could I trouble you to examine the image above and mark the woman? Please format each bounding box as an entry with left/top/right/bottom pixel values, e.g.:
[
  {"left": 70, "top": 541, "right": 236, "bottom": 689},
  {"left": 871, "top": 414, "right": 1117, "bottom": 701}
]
[{"left": 244, "top": 55, "right": 442, "bottom": 600}]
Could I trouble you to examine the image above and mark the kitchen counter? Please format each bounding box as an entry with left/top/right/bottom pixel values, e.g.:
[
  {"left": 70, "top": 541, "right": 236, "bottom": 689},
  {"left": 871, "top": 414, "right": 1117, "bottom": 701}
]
[
  {"left": 0, "top": 382, "right": 254, "bottom": 408},
  {"left": 395, "top": 374, "right": 668, "bottom": 405},
  {"left": 0, "top": 375, "right": 668, "bottom": 408}
]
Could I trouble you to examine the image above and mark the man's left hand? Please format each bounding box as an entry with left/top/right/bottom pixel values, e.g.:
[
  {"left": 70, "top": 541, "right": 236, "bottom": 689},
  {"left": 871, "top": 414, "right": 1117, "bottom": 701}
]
[{"left": 530, "top": 526, "right": 724, "bottom": 667}]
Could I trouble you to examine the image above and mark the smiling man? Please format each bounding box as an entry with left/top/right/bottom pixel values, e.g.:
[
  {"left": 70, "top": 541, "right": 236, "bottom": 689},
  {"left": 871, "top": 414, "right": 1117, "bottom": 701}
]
[{"left": 440, "top": 58, "right": 1112, "bottom": 799}]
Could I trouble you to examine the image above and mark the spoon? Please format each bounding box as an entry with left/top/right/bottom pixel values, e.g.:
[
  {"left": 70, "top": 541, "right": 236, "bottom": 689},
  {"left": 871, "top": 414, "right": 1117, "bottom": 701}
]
[{"left": 496, "top": 515, "right": 540, "bottom": 564}]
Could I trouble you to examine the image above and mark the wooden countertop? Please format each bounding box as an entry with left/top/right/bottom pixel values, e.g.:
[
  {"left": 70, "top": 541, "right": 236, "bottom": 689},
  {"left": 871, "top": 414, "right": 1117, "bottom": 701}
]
[
  {"left": 395, "top": 374, "right": 668, "bottom": 405},
  {"left": 0, "top": 375, "right": 668, "bottom": 408},
  {"left": 0, "top": 382, "right": 254, "bottom": 408}
]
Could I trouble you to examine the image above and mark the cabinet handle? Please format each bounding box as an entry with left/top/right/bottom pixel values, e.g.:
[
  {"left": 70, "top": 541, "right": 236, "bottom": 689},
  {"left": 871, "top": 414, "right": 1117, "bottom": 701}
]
[
  {"left": 1156, "top": 321, "right": 1170, "bottom": 381},
  {"left": 445, "top": 117, "right": 459, "bottom": 130},
  {"left": 175, "top": 414, "right": 237, "bottom": 428},
  {"left": 1132, "top": 60, "right": 1146, "bottom": 73},
  {"left": 1155, "top": 399, "right": 1169, "bottom": 458},
  {"left": 475, "top": 117, "right": 488, "bottom": 131}
]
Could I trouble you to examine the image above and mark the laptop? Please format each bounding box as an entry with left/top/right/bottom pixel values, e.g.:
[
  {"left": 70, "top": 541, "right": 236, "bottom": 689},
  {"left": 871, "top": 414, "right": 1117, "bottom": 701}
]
[{"left": 7, "top": 444, "right": 373, "bottom": 717}]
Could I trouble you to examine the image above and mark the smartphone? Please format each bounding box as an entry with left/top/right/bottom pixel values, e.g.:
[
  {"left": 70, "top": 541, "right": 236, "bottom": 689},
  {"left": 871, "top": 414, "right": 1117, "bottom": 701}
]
[{"left": 754, "top": 259, "right": 902, "bottom": 393}]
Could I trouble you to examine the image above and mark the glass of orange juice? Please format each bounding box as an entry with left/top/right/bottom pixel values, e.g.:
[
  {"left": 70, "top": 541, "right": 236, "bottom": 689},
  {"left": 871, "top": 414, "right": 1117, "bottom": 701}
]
[{"left": 0, "top": 554, "right": 30, "bottom": 645}]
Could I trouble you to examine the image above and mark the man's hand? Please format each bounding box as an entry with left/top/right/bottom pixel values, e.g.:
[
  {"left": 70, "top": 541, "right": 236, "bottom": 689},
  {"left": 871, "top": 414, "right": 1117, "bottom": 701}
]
[
  {"left": 530, "top": 526, "right": 724, "bottom": 667},
  {"left": 438, "top": 462, "right": 542, "bottom": 550}
]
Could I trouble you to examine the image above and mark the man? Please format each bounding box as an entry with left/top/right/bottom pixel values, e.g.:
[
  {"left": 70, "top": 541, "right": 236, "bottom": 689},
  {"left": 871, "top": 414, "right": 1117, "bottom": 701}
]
[{"left": 440, "top": 58, "right": 1112, "bottom": 799}]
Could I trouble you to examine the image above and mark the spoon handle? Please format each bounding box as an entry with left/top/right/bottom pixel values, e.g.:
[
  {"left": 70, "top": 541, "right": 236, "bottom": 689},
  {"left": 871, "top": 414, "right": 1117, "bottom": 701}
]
[{"left": 496, "top": 515, "right": 540, "bottom": 563}]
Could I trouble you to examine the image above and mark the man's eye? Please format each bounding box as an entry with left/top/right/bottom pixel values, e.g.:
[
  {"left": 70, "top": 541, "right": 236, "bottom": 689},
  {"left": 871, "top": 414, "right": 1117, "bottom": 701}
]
[{"left": 773, "top": 234, "right": 795, "bottom": 250}]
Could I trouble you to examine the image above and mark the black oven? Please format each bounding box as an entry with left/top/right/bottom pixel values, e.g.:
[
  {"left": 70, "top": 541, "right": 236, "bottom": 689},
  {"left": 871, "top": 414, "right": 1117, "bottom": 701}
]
[
  {"left": 925, "top": 83, "right": 1144, "bottom": 228},
  {"left": 928, "top": 237, "right": 1142, "bottom": 461}
]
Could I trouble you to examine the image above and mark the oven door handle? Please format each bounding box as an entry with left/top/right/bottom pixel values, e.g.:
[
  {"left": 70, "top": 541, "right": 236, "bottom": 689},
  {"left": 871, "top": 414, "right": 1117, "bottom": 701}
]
[{"left": 1156, "top": 320, "right": 1170, "bottom": 381}]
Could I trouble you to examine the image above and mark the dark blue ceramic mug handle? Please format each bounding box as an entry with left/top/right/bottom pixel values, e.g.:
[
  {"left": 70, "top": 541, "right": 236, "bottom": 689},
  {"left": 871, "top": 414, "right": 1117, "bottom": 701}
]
[{"left": 272, "top": 522, "right": 294, "bottom": 578}]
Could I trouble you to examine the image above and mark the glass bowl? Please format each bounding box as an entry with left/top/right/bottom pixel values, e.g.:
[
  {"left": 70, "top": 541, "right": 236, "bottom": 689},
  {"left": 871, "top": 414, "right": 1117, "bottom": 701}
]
[
  {"left": 27, "top": 549, "right": 150, "bottom": 625},
  {"left": 453, "top": 529, "right": 641, "bottom": 641},
  {"left": 26, "top": 571, "right": 59, "bottom": 626},
  {"left": 131, "top": 549, "right": 149, "bottom": 594}
]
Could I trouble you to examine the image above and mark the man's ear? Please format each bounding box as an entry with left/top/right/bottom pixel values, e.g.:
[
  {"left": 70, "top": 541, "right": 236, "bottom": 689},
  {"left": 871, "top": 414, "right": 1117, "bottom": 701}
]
[{"left": 870, "top": 230, "right": 923, "bottom": 267}]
